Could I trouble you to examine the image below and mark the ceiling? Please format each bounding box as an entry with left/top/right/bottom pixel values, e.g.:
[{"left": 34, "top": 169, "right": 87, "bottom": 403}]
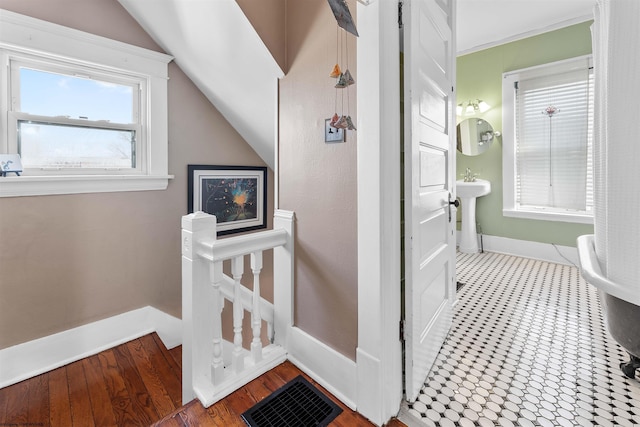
[{"left": 456, "top": 0, "right": 596, "bottom": 54}]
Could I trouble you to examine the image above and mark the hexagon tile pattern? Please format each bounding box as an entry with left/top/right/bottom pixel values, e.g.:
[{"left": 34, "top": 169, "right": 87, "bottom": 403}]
[{"left": 401, "top": 251, "right": 640, "bottom": 427}]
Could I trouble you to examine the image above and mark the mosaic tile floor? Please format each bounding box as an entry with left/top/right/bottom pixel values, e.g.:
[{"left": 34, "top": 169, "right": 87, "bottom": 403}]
[{"left": 401, "top": 251, "right": 640, "bottom": 427}]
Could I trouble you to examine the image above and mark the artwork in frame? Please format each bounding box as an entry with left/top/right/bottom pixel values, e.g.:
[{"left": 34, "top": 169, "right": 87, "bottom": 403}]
[
  {"left": 188, "top": 165, "right": 267, "bottom": 235},
  {"left": 0, "top": 154, "right": 23, "bottom": 177}
]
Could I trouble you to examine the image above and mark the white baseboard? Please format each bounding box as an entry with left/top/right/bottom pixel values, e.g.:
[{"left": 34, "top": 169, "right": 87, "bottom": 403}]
[
  {"left": 0, "top": 306, "right": 181, "bottom": 389},
  {"left": 286, "top": 326, "right": 357, "bottom": 410},
  {"left": 456, "top": 232, "right": 579, "bottom": 266}
]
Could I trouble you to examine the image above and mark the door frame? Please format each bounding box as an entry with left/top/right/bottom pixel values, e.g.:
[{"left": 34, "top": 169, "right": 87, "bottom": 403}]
[
  {"left": 356, "top": 0, "right": 457, "bottom": 424},
  {"left": 356, "top": 1, "right": 403, "bottom": 424}
]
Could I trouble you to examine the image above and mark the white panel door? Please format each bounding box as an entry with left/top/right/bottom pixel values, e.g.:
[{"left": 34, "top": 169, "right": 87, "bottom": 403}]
[{"left": 403, "top": 0, "right": 457, "bottom": 402}]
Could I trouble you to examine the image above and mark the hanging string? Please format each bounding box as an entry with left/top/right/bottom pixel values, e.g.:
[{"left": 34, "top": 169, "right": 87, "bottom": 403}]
[
  {"left": 345, "top": 29, "right": 350, "bottom": 119},
  {"left": 341, "top": 32, "right": 345, "bottom": 117}
]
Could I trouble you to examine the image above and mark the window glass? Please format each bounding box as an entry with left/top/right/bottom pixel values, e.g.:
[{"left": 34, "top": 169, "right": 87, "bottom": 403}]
[
  {"left": 0, "top": 11, "right": 171, "bottom": 196},
  {"left": 515, "top": 68, "right": 593, "bottom": 212},
  {"left": 502, "top": 55, "right": 594, "bottom": 223},
  {"left": 18, "top": 121, "right": 135, "bottom": 169},
  {"left": 19, "top": 67, "right": 135, "bottom": 124}
]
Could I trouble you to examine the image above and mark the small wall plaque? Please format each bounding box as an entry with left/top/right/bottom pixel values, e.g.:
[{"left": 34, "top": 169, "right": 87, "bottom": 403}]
[
  {"left": 325, "top": 119, "right": 345, "bottom": 143},
  {"left": 0, "top": 154, "right": 22, "bottom": 177}
]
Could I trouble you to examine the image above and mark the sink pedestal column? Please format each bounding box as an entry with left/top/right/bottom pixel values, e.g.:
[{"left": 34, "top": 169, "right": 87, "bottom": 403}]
[{"left": 459, "top": 196, "right": 479, "bottom": 253}]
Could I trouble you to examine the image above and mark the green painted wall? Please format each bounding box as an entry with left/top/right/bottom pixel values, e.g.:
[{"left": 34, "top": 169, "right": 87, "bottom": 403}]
[{"left": 456, "top": 22, "right": 594, "bottom": 247}]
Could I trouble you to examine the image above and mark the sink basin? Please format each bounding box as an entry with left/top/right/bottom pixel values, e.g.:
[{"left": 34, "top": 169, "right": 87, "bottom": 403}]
[
  {"left": 456, "top": 179, "right": 491, "bottom": 253},
  {"left": 457, "top": 179, "right": 491, "bottom": 198}
]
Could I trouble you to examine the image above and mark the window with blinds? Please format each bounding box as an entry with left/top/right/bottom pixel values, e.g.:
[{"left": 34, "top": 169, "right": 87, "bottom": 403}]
[{"left": 502, "top": 55, "right": 594, "bottom": 223}]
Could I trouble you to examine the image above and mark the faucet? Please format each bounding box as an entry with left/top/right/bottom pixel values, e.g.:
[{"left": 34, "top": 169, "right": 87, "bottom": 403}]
[{"left": 463, "top": 167, "right": 477, "bottom": 182}]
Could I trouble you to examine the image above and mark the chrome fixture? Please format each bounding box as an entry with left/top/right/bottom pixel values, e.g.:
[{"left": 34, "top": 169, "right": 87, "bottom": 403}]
[{"left": 456, "top": 99, "right": 491, "bottom": 116}]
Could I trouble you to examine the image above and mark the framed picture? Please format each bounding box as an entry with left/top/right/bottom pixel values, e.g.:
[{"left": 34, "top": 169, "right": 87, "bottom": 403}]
[
  {"left": 0, "top": 154, "right": 23, "bottom": 177},
  {"left": 325, "top": 119, "right": 345, "bottom": 143},
  {"left": 188, "top": 165, "right": 267, "bottom": 235}
]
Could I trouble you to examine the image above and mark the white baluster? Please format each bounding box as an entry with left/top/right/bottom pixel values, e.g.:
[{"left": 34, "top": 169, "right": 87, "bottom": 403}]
[
  {"left": 250, "top": 251, "right": 263, "bottom": 362},
  {"left": 267, "top": 321, "right": 274, "bottom": 344},
  {"left": 209, "top": 261, "right": 224, "bottom": 384},
  {"left": 231, "top": 256, "right": 245, "bottom": 373}
]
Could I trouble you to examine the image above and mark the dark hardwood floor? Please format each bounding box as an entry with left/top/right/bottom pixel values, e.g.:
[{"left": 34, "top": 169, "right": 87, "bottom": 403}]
[{"left": 0, "top": 333, "right": 406, "bottom": 427}]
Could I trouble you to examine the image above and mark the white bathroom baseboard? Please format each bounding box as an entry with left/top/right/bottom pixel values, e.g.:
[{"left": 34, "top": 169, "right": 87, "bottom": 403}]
[
  {"left": 286, "top": 326, "right": 357, "bottom": 410},
  {"left": 0, "top": 306, "right": 181, "bottom": 389},
  {"left": 457, "top": 233, "right": 579, "bottom": 266}
]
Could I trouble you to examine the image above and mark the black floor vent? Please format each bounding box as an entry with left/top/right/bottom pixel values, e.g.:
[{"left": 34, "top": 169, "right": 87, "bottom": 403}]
[{"left": 241, "top": 375, "right": 342, "bottom": 427}]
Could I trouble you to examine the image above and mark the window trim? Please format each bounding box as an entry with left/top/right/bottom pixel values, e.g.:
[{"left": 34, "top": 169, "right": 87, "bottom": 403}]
[
  {"left": 502, "top": 55, "right": 594, "bottom": 225},
  {"left": 0, "top": 10, "right": 174, "bottom": 197}
]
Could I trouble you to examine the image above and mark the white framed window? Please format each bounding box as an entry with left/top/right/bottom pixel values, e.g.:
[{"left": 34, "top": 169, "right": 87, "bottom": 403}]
[
  {"left": 0, "top": 10, "right": 173, "bottom": 197},
  {"left": 502, "top": 55, "right": 594, "bottom": 224}
]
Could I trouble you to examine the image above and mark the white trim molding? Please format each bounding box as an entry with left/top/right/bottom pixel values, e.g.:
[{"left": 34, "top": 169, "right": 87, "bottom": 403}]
[
  {"left": 356, "top": 1, "right": 403, "bottom": 425},
  {"left": 0, "top": 306, "right": 181, "bottom": 389},
  {"left": 457, "top": 232, "right": 579, "bottom": 266},
  {"left": 0, "top": 10, "right": 173, "bottom": 197},
  {"left": 286, "top": 327, "right": 357, "bottom": 410}
]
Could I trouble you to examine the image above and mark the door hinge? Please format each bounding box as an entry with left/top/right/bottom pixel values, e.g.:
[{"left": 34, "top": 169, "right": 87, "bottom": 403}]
[
  {"left": 398, "top": 1, "right": 403, "bottom": 29},
  {"left": 399, "top": 319, "right": 405, "bottom": 341}
]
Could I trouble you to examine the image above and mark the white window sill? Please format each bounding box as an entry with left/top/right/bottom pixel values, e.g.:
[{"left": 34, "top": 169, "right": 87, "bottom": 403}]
[
  {"left": 503, "top": 208, "right": 594, "bottom": 225},
  {"left": 0, "top": 174, "right": 174, "bottom": 197}
]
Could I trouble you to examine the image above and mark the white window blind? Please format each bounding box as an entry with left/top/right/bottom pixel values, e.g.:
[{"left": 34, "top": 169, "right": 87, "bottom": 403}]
[{"left": 514, "top": 62, "right": 593, "bottom": 214}]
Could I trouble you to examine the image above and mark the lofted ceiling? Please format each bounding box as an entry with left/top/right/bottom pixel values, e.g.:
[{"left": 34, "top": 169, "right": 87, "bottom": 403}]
[
  {"left": 118, "top": 0, "right": 283, "bottom": 170},
  {"left": 456, "top": 0, "right": 596, "bottom": 55},
  {"left": 117, "top": 0, "right": 596, "bottom": 168}
]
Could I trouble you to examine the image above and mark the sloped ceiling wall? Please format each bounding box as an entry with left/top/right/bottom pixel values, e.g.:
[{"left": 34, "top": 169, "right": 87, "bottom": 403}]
[{"left": 118, "top": 0, "right": 283, "bottom": 169}]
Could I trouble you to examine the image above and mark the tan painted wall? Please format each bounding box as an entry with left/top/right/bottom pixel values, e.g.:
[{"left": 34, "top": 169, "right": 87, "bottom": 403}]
[
  {"left": 279, "top": 0, "right": 358, "bottom": 360},
  {"left": 236, "top": 0, "right": 287, "bottom": 73},
  {"left": 0, "top": 0, "right": 273, "bottom": 350}
]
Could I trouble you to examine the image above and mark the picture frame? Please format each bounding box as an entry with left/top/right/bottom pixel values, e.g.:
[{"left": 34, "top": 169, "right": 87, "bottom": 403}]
[
  {"left": 188, "top": 165, "right": 267, "bottom": 236},
  {"left": 325, "top": 119, "right": 345, "bottom": 143},
  {"left": 0, "top": 154, "right": 23, "bottom": 177}
]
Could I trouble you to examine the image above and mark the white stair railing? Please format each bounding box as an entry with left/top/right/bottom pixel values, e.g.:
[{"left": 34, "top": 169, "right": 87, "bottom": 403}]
[{"left": 181, "top": 210, "right": 294, "bottom": 407}]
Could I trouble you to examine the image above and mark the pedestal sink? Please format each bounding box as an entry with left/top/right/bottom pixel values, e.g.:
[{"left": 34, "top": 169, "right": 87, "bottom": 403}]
[{"left": 457, "top": 179, "right": 491, "bottom": 253}]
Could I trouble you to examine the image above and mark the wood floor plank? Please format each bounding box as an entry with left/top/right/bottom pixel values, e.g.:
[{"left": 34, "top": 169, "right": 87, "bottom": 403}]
[
  {"left": 204, "top": 398, "right": 245, "bottom": 426},
  {"left": 179, "top": 400, "right": 227, "bottom": 427},
  {"left": 0, "top": 335, "right": 407, "bottom": 427},
  {"left": 111, "top": 341, "right": 159, "bottom": 424},
  {"left": 48, "top": 366, "right": 72, "bottom": 426},
  {"left": 126, "top": 338, "right": 178, "bottom": 417},
  {"left": 27, "top": 371, "right": 50, "bottom": 426},
  {"left": 152, "top": 412, "right": 187, "bottom": 427},
  {"left": 242, "top": 373, "right": 281, "bottom": 404},
  {"left": 82, "top": 355, "right": 118, "bottom": 427},
  {"left": 152, "top": 333, "right": 182, "bottom": 377},
  {"left": 222, "top": 384, "right": 261, "bottom": 420},
  {"left": 168, "top": 345, "right": 182, "bottom": 370},
  {"left": 140, "top": 334, "right": 182, "bottom": 407},
  {"left": 271, "top": 359, "right": 304, "bottom": 384},
  {"left": 98, "top": 349, "right": 140, "bottom": 426},
  {"left": 4, "top": 377, "right": 29, "bottom": 425},
  {"left": 66, "top": 361, "right": 96, "bottom": 427},
  {"left": 0, "top": 380, "right": 10, "bottom": 424}
]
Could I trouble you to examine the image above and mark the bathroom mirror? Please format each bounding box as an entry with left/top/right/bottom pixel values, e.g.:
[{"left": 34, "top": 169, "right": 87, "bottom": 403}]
[{"left": 456, "top": 118, "right": 499, "bottom": 156}]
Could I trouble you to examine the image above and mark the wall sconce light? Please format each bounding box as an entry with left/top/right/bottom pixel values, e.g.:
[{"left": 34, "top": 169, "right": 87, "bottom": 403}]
[{"left": 456, "top": 99, "right": 491, "bottom": 116}]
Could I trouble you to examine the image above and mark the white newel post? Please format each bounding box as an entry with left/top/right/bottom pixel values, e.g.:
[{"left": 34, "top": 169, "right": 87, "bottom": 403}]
[
  {"left": 273, "top": 210, "right": 295, "bottom": 349},
  {"left": 181, "top": 212, "right": 217, "bottom": 404}
]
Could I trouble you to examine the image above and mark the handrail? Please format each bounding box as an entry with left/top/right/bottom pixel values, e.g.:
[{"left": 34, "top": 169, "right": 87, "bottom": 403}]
[
  {"left": 181, "top": 210, "right": 294, "bottom": 407},
  {"left": 198, "top": 228, "right": 288, "bottom": 262}
]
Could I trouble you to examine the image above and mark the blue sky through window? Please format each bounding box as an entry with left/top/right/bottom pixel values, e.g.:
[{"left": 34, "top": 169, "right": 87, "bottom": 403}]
[
  {"left": 17, "top": 67, "right": 136, "bottom": 168},
  {"left": 19, "top": 68, "right": 134, "bottom": 124}
]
